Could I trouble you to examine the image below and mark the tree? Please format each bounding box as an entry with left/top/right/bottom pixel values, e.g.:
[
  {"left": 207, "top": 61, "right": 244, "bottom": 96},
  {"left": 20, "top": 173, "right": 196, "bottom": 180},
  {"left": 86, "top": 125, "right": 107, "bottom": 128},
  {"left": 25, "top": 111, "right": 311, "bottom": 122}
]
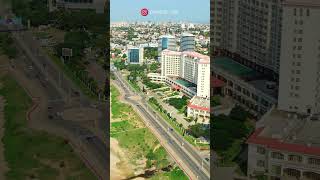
[
  {"left": 122, "top": 54, "right": 127, "bottom": 59},
  {"left": 188, "top": 124, "right": 209, "bottom": 138}
]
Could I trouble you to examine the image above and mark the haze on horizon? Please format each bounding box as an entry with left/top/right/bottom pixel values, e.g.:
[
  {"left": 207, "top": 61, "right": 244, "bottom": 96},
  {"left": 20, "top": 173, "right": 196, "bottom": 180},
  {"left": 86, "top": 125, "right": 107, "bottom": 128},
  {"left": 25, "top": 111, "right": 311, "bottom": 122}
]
[{"left": 110, "top": 0, "right": 210, "bottom": 23}]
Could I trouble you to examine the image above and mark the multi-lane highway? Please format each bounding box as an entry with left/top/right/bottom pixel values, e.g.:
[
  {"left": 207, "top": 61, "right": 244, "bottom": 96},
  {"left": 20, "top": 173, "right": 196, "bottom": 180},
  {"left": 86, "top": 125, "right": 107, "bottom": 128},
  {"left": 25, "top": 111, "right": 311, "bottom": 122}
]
[
  {"left": 10, "top": 41, "right": 108, "bottom": 178},
  {"left": 112, "top": 66, "right": 210, "bottom": 180}
]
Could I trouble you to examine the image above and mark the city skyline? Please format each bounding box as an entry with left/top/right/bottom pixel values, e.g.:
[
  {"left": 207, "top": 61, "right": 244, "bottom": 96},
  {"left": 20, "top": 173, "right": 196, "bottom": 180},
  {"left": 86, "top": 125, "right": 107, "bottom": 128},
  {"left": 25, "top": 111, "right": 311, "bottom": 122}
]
[{"left": 110, "top": 0, "right": 210, "bottom": 23}]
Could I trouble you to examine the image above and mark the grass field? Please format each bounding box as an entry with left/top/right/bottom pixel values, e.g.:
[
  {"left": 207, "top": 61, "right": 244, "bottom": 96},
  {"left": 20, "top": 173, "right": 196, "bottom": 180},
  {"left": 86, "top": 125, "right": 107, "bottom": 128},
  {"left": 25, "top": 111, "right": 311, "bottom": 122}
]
[
  {"left": 110, "top": 85, "right": 188, "bottom": 179},
  {"left": 0, "top": 75, "right": 97, "bottom": 180}
]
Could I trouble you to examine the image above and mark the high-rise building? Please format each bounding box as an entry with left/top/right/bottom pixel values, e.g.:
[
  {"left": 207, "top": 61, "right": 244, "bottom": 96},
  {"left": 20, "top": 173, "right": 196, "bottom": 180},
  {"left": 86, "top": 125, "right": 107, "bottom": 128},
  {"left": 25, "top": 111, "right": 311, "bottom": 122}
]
[
  {"left": 127, "top": 47, "right": 144, "bottom": 65},
  {"left": 160, "top": 50, "right": 181, "bottom": 77},
  {"left": 246, "top": 2, "right": 320, "bottom": 179},
  {"left": 49, "top": 0, "right": 106, "bottom": 14},
  {"left": 158, "top": 35, "right": 177, "bottom": 58},
  {"left": 160, "top": 50, "right": 210, "bottom": 98},
  {"left": 212, "top": 0, "right": 223, "bottom": 52},
  {"left": 213, "top": 0, "right": 283, "bottom": 75},
  {"left": 180, "top": 32, "right": 195, "bottom": 52},
  {"left": 278, "top": 0, "right": 320, "bottom": 114}
]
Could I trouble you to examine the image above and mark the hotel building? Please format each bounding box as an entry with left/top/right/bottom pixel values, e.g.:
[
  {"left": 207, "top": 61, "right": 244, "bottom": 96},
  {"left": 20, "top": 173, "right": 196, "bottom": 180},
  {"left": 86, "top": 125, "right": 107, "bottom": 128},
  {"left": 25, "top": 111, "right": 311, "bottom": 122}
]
[{"left": 157, "top": 50, "right": 210, "bottom": 122}]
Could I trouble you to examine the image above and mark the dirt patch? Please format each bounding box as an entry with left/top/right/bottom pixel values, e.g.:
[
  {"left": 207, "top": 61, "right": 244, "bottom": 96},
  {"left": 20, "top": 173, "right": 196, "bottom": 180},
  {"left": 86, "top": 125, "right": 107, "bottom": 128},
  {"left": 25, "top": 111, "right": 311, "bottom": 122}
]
[{"left": 110, "top": 138, "right": 133, "bottom": 180}]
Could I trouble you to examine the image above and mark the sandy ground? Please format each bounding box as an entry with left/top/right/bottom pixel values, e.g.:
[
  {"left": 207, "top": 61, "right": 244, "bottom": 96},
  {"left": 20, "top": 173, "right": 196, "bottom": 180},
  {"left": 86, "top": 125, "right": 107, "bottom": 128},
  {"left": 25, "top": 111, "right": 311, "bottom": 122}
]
[
  {"left": 110, "top": 138, "right": 133, "bottom": 180},
  {"left": 110, "top": 83, "right": 148, "bottom": 180}
]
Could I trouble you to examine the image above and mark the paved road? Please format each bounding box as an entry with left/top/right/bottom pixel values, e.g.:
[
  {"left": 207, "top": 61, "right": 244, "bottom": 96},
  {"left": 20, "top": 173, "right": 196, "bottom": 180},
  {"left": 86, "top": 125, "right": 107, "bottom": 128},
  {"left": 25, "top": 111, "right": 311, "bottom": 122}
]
[
  {"left": 11, "top": 46, "right": 108, "bottom": 179},
  {"left": 112, "top": 68, "right": 210, "bottom": 180}
]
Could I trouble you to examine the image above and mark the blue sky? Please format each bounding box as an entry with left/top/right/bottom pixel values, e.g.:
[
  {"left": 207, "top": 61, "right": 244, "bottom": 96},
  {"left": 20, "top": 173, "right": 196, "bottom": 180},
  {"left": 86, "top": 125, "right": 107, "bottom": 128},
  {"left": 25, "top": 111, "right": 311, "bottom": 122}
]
[{"left": 111, "top": 0, "right": 209, "bottom": 23}]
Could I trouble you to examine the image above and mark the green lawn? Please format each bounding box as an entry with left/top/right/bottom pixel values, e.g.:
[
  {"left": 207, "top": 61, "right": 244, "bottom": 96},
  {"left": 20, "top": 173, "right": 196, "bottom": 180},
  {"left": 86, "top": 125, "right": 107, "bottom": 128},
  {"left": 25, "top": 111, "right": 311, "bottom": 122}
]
[
  {"left": 110, "top": 120, "right": 136, "bottom": 134},
  {"left": 110, "top": 84, "right": 188, "bottom": 179},
  {"left": 0, "top": 75, "right": 97, "bottom": 180}
]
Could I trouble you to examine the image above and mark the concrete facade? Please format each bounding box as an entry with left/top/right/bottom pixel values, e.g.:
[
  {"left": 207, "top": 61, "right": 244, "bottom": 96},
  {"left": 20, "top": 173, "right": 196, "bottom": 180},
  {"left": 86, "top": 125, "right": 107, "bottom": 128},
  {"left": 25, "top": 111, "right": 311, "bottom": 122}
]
[{"left": 278, "top": 1, "right": 320, "bottom": 114}]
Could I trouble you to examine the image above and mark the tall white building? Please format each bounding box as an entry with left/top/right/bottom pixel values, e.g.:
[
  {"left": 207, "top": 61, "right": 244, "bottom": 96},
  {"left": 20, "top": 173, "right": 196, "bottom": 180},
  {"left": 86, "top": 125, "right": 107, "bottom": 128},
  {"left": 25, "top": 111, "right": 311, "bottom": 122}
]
[
  {"left": 197, "top": 59, "right": 210, "bottom": 98},
  {"left": 213, "top": 0, "right": 283, "bottom": 75},
  {"left": 160, "top": 50, "right": 181, "bottom": 77},
  {"left": 160, "top": 50, "right": 210, "bottom": 98},
  {"left": 180, "top": 32, "right": 195, "bottom": 52},
  {"left": 278, "top": 0, "right": 320, "bottom": 114}
]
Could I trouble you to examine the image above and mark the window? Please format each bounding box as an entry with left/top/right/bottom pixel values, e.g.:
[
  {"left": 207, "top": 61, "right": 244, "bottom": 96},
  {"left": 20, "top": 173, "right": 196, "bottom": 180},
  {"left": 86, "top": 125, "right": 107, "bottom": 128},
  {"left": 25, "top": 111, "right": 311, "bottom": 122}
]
[
  {"left": 257, "top": 160, "right": 265, "bottom": 167},
  {"left": 257, "top": 146, "right": 266, "bottom": 154},
  {"left": 271, "top": 165, "right": 282, "bottom": 175},
  {"left": 299, "top": 8, "right": 303, "bottom": 16},
  {"left": 308, "top": 157, "right": 320, "bottom": 165},
  {"left": 289, "top": 154, "right": 302, "bottom": 163},
  {"left": 271, "top": 152, "right": 284, "bottom": 160}
]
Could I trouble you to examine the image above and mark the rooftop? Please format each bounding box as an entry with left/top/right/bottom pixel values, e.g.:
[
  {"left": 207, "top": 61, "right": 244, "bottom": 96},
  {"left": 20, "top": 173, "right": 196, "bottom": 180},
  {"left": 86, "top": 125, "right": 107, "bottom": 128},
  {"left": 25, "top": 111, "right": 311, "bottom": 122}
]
[
  {"left": 188, "top": 96, "right": 210, "bottom": 112},
  {"left": 213, "top": 57, "right": 258, "bottom": 78},
  {"left": 162, "top": 50, "right": 210, "bottom": 64},
  {"left": 181, "top": 32, "right": 195, "bottom": 37},
  {"left": 213, "top": 56, "right": 278, "bottom": 98},
  {"left": 247, "top": 108, "right": 320, "bottom": 156},
  {"left": 159, "top": 35, "right": 175, "bottom": 39},
  {"left": 175, "top": 79, "right": 196, "bottom": 88}
]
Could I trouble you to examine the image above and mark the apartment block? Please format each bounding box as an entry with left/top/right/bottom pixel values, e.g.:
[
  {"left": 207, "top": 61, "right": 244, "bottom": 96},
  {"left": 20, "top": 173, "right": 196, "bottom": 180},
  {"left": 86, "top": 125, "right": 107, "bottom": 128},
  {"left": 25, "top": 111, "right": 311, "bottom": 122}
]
[
  {"left": 278, "top": 0, "right": 320, "bottom": 115},
  {"left": 213, "top": 0, "right": 283, "bottom": 75}
]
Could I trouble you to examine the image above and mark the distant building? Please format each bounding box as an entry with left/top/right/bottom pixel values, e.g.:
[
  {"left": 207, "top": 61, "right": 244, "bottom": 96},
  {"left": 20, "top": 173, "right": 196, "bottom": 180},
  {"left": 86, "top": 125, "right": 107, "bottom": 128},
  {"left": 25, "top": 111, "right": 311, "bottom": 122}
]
[
  {"left": 127, "top": 47, "right": 144, "bottom": 65},
  {"left": 180, "top": 32, "right": 195, "bottom": 52},
  {"left": 158, "top": 35, "right": 177, "bottom": 59},
  {"left": 49, "top": 0, "right": 106, "bottom": 14},
  {"left": 247, "top": 108, "right": 320, "bottom": 180}
]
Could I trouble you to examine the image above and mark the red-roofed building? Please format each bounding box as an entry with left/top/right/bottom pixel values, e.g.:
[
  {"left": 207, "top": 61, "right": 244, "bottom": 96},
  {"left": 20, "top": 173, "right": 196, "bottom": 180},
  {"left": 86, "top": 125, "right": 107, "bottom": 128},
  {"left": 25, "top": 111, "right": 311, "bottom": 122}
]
[
  {"left": 187, "top": 96, "right": 210, "bottom": 124},
  {"left": 247, "top": 108, "right": 320, "bottom": 180},
  {"left": 211, "top": 76, "right": 225, "bottom": 96}
]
